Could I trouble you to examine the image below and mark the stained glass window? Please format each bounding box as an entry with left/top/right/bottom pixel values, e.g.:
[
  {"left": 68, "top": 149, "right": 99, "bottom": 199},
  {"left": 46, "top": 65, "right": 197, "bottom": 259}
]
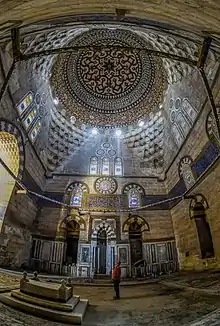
[
  {"left": 182, "top": 99, "right": 197, "bottom": 125},
  {"left": 29, "top": 119, "right": 41, "bottom": 143},
  {"left": 23, "top": 108, "right": 37, "bottom": 129},
  {"left": 17, "top": 92, "right": 33, "bottom": 116},
  {"left": 128, "top": 189, "right": 141, "bottom": 208},
  {"left": 114, "top": 157, "right": 123, "bottom": 176},
  {"left": 102, "top": 157, "right": 110, "bottom": 175},
  {"left": 182, "top": 163, "right": 195, "bottom": 190},
  {"left": 90, "top": 157, "right": 98, "bottom": 175},
  {"left": 71, "top": 187, "right": 83, "bottom": 208}
]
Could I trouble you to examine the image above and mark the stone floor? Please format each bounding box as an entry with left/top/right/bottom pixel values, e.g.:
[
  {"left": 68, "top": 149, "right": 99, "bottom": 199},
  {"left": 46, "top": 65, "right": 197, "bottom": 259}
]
[
  {"left": 0, "top": 272, "right": 20, "bottom": 290},
  {"left": 1, "top": 271, "right": 220, "bottom": 325},
  {"left": 164, "top": 271, "right": 220, "bottom": 290},
  {"left": 0, "top": 282, "right": 220, "bottom": 325}
]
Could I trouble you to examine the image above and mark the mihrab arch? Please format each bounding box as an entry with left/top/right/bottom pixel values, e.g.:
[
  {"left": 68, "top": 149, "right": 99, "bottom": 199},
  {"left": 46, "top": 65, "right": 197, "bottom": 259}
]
[{"left": 91, "top": 221, "right": 116, "bottom": 240}]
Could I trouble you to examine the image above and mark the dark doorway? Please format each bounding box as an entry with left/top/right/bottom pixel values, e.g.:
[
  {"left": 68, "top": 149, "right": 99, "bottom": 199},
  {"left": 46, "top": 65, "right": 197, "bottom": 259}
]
[
  {"left": 129, "top": 221, "right": 143, "bottom": 266},
  {"left": 65, "top": 220, "right": 80, "bottom": 264},
  {"left": 95, "top": 229, "right": 107, "bottom": 274},
  {"left": 193, "top": 203, "right": 214, "bottom": 259}
]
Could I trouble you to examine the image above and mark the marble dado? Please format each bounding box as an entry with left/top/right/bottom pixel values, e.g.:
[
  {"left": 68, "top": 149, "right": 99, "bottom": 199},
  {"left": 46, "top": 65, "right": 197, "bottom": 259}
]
[
  {"left": 30, "top": 211, "right": 177, "bottom": 277},
  {"left": 30, "top": 237, "right": 178, "bottom": 278}
]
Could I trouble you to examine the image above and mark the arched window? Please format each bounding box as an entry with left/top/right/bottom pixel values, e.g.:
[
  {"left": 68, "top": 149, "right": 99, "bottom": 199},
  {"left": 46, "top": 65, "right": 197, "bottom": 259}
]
[
  {"left": 29, "top": 119, "right": 41, "bottom": 143},
  {"left": 23, "top": 108, "right": 37, "bottom": 130},
  {"left": 70, "top": 187, "right": 83, "bottom": 208},
  {"left": 102, "top": 157, "right": 110, "bottom": 175},
  {"left": 90, "top": 157, "right": 98, "bottom": 175},
  {"left": 176, "top": 111, "right": 190, "bottom": 137},
  {"left": 114, "top": 157, "right": 123, "bottom": 176},
  {"left": 182, "top": 99, "right": 197, "bottom": 126},
  {"left": 128, "top": 189, "right": 141, "bottom": 208},
  {"left": 206, "top": 108, "right": 220, "bottom": 144},
  {"left": 179, "top": 156, "right": 195, "bottom": 190},
  {"left": 16, "top": 92, "right": 33, "bottom": 116},
  {"left": 0, "top": 132, "right": 19, "bottom": 232},
  {"left": 65, "top": 220, "right": 80, "bottom": 264}
]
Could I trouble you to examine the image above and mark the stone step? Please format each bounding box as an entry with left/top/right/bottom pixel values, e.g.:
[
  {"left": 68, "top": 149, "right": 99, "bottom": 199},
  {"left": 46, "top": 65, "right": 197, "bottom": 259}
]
[
  {"left": 73, "top": 299, "right": 89, "bottom": 321},
  {"left": 11, "top": 289, "right": 80, "bottom": 312},
  {"left": 0, "top": 292, "right": 89, "bottom": 325}
]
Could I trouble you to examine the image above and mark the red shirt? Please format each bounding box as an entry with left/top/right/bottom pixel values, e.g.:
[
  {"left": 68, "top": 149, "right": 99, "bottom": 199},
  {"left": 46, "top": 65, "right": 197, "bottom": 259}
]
[{"left": 112, "top": 265, "right": 121, "bottom": 280}]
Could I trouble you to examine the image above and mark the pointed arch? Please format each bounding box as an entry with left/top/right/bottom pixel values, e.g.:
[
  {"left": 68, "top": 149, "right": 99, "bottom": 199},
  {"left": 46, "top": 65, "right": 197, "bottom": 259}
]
[
  {"left": 90, "top": 156, "right": 99, "bottom": 175},
  {"left": 189, "top": 194, "right": 214, "bottom": 259},
  {"left": 91, "top": 221, "right": 116, "bottom": 240},
  {"left": 122, "top": 183, "right": 145, "bottom": 208},
  {"left": 16, "top": 91, "right": 34, "bottom": 116},
  {"left": 0, "top": 119, "right": 25, "bottom": 180},
  {"left": 56, "top": 209, "right": 86, "bottom": 239},
  {"left": 189, "top": 194, "right": 209, "bottom": 220},
  {"left": 114, "top": 157, "right": 123, "bottom": 176},
  {"left": 122, "top": 183, "right": 145, "bottom": 195},
  {"left": 102, "top": 157, "right": 110, "bottom": 175},
  {"left": 178, "top": 155, "right": 195, "bottom": 190},
  {"left": 123, "top": 215, "right": 150, "bottom": 233}
]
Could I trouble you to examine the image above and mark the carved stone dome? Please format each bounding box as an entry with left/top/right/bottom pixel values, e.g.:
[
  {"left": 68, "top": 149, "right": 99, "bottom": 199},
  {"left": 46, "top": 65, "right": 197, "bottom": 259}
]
[{"left": 51, "top": 28, "right": 165, "bottom": 127}]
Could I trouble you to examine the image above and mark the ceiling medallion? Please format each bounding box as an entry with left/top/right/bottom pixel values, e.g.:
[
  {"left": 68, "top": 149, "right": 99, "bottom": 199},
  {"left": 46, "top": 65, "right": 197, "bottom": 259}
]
[
  {"left": 95, "top": 177, "right": 117, "bottom": 195},
  {"left": 51, "top": 28, "right": 165, "bottom": 127}
]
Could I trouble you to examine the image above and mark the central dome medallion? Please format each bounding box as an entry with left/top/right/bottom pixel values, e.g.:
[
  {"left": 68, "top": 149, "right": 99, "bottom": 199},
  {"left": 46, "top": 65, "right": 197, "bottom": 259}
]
[{"left": 51, "top": 28, "right": 165, "bottom": 126}]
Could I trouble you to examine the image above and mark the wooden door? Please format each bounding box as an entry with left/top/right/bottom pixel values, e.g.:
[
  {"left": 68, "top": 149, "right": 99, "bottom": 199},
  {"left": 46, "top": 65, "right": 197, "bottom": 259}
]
[{"left": 129, "top": 221, "right": 143, "bottom": 265}]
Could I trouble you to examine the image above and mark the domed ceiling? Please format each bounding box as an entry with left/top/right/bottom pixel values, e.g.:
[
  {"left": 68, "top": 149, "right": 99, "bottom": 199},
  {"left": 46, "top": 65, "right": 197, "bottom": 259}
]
[
  {"left": 51, "top": 28, "right": 165, "bottom": 127},
  {"left": 4, "top": 18, "right": 218, "bottom": 175}
]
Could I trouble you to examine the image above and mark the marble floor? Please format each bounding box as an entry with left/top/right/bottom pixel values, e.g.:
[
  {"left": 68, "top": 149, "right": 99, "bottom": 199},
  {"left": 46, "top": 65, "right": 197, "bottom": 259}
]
[{"left": 0, "top": 282, "right": 220, "bottom": 325}]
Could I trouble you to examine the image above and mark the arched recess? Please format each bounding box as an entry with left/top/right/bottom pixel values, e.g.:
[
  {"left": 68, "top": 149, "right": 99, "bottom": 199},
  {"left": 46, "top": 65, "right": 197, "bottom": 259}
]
[
  {"left": 56, "top": 209, "right": 86, "bottom": 240},
  {"left": 56, "top": 209, "right": 87, "bottom": 265},
  {"left": 65, "top": 220, "right": 80, "bottom": 264},
  {"left": 0, "top": 120, "right": 25, "bottom": 232},
  {"left": 123, "top": 215, "right": 149, "bottom": 266},
  {"left": 189, "top": 194, "right": 214, "bottom": 259},
  {"left": 91, "top": 221, "right": 116, "bottom": 275},
  {"left": 178, "top": 156, "right": 195, "bottom": 190}
]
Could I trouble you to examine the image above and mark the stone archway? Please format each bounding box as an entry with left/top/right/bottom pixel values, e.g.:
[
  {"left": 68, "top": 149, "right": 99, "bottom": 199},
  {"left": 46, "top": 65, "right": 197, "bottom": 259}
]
[
  {"left": 123, "top": 215, "right": 149, "bottom": 269},
  {"left": 189, "top": 194, "right": 214, "bottom": 259},
  {"left": 91, "top": 221, "right": 116, "bottom": 275},
  {"left": 56, "top": 209, "right": 86, "bottom": 240},
  {"left": 91, "top": 221, "right": 116, "bottom": 241},
  {"left": 122, "top": 215, "right": 150, "bottom": 233},
  {"left": 0, "top": 121, "right": 25, "bottom": 232}
]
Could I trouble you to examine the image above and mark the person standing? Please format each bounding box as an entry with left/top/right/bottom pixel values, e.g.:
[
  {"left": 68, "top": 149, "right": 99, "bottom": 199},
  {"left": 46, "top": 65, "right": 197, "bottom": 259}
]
[{"left": 112, "top": 261, "right": 121, "bottom": 299}]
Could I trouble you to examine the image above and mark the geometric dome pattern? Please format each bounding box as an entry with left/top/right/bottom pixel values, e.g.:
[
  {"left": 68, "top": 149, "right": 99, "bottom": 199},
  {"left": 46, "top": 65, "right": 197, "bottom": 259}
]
[{"left": 51, "top": 28, "right": 165, "bottom": 127}]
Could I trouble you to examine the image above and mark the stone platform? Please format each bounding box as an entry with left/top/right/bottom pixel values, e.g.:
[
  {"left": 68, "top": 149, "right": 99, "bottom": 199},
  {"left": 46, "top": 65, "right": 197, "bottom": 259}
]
[{"left": 0, "top": 272, "right": 89, "bottom": 324}]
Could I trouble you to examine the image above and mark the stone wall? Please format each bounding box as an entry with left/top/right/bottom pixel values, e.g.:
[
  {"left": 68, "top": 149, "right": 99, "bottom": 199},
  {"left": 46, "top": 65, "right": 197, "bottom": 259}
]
[
  {"left": 165, "top": 67, "right": 220, "bottom": 192},
  {"left": 168, "top": 66, "right": 220, "bottom": 271},
  {"left": 0, "top": 49, "right": 47, "bottom": 268},
  {"left": 0, "top": 184, "right": 38, "bottom": 268},
  {"left": 171, "top": 159, "right": 220, "bottom": 270}
]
